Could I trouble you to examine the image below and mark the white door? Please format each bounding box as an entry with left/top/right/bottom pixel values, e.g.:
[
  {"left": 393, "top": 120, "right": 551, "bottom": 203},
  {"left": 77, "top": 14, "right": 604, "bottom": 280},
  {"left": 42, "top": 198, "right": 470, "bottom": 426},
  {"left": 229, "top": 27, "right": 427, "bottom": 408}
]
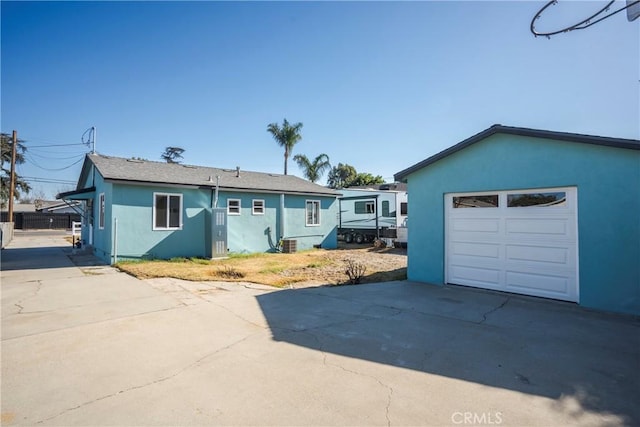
[{"left": 445, "top": 187, "right": 578, "bottom": 302}]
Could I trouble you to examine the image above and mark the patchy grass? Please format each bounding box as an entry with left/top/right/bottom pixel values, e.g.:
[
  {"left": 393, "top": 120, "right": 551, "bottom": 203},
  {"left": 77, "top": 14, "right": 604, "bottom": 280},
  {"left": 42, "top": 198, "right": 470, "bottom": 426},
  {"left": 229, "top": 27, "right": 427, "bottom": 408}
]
[{"left": 116, "top": 247, "right": 406, "bottom": 288}]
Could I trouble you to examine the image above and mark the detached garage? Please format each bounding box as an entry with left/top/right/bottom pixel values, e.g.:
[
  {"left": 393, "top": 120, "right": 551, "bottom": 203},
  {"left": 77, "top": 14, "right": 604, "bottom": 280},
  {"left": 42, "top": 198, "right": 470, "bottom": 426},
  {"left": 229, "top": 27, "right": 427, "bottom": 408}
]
[{"left": 394, "top": 125, "right": 640, "bottom": 316}]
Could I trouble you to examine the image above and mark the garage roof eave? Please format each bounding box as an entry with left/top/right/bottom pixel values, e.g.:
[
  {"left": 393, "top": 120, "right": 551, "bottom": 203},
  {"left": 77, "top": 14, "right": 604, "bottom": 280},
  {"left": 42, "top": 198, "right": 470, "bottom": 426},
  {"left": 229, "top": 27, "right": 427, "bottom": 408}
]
[
  {"left": 56, "top": 187, "right": 96, "bottom": 200},
  {"left": 394, "top": 124, "right": 640, "bottom": 182}
]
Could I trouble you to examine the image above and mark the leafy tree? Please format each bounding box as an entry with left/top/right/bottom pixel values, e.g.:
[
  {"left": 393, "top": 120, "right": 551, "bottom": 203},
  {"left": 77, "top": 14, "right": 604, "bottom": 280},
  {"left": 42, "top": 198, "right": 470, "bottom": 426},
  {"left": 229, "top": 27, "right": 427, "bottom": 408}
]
[
  {"left": 326, "top": 163, "right": 357, "bottom": 189},
  {"left": 1, "top": 132, "right": 31, "bottom": 207},
  {"left": 293, "top": 153, "right": 331, "bottom": 183},
  {"left": 327, "top": 163, "right": 385, "bottom": 189},
  {"left": 161, "top": 146, "right": 185, "bottom": 163},
  {"left": 349, "top": 172, "right": 385, "bottom": 187},
  {"left": 267, "top": 119, "right": 303, "bottom": 175}
]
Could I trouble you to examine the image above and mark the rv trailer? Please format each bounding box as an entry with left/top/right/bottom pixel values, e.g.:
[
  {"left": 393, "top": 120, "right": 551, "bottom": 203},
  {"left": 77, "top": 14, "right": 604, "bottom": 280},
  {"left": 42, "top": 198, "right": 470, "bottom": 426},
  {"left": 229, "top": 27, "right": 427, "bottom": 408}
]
[{"left": 338, "top": 184, "right": 407, "bottom": 246}]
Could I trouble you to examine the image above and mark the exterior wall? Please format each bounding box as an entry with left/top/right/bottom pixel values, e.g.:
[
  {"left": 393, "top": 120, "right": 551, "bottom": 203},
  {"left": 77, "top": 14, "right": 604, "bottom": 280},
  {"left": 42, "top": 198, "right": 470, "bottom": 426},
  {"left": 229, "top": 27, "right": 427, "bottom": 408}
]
[
  {"left": 406, "top": 134, "right": 640, "bottom": 315},
  {"left": 111, "top": 184, "right": 210, "bottom": 261},
  {"left": 220, "top": 192, "right": 338, "bottom": 253},
  {"left": 82, "top": 176, "right": 338, "bottom": 261},
  {"left": 91, "top": 172, "right": 113, "bottom": 263}
]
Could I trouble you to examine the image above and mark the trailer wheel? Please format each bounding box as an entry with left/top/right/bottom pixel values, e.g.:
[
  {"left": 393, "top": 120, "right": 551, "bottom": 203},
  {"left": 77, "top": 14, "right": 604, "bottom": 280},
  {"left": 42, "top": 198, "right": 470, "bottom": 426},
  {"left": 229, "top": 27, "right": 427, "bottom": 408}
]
[
  {"left": 354, "top": 233, "right": 365, "bottom": 244},
  {"left": 344, "top": 233, "right": 353, "bottom": 244}
]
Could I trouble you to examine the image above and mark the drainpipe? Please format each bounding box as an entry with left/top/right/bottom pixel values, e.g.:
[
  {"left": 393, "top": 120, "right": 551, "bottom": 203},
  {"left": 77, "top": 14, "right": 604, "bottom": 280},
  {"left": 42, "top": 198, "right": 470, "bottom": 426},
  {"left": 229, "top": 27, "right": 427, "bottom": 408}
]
[
  {"left": 214, "top": 176, "right": 220, "bottom": 208},
  {"left": 113, "top": 218, "right": 118, "bottom": 264},
  {"left": 280, "top": 193, "right": 285, "bottom": 239}
]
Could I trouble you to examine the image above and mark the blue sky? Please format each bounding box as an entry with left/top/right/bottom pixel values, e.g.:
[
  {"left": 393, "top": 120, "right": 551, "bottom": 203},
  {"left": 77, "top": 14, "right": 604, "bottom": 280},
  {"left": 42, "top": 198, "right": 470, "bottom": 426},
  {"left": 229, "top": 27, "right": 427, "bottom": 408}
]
[{"left": 2, "top": 1, "right": 638, "bottom": 199}]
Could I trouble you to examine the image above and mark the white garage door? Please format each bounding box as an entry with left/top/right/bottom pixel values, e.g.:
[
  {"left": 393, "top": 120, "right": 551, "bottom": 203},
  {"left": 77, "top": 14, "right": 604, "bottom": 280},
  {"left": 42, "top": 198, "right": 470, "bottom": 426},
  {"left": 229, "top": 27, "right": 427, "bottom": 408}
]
[{"left": 445, "top": 187, "right": 578, "bottom": 302}]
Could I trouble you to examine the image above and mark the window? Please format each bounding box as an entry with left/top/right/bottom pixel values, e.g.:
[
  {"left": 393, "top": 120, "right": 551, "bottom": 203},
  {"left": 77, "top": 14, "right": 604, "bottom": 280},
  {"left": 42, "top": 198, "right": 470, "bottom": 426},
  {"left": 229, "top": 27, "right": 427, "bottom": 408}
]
[
  {"left": 355, "top": 201, "right": 375, "bottom": 214},
  {"left": 507, "top": 192, "right": 566, "bottom": 207},
  {"left": 306, "top": 200, "right": 320, "bottom": 226},
  {"left": 453, "top": 195, "right": 498, "bottom": 208},
  {"left": 98, "top": 193, "right": 105, "bottom": 229},
  {"left": 228, "top": 199, "right": 241, "bottom": 215},
  {"left": 154, "top": 193, "right": 182, "bottom": 230},
  {"left": 400, "top": 202, "right": 408, "bottom": 216},
  {"left": 252, "top": 199, "right": 265, "bottom": 215},
  {"left": 382, "top": 201, "right": 390, "bottom": 217}
]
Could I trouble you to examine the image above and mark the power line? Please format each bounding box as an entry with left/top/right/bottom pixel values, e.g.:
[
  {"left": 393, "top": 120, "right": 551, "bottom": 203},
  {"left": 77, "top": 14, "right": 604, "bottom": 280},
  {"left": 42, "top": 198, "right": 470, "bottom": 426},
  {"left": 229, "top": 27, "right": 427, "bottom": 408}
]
[
  {"left": 27, "top": 143, "right": 87, "bottom": 148},
  {"left": 27, "top": 151, "right": 88, "bottom": 161},
  {"left": 20, "top": 176, "right": 77, "bottom": 185},
  {"left": 25, "top": 153, "right": 85, "bottom": 171}
]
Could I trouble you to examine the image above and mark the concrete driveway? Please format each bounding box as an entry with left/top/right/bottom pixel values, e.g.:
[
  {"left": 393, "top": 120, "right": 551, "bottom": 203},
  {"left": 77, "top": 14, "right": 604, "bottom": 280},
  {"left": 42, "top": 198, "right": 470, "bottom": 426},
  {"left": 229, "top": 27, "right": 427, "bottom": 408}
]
[{"left": 2, "top": 231, "right": 639, "bottom": 426}]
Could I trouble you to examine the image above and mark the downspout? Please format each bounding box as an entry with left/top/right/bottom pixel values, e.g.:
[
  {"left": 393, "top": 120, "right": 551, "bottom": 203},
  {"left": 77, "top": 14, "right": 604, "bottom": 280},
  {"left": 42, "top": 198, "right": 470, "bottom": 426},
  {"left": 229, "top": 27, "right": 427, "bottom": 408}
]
[
  {"left": 214, "top": 176, "right": 220, "bottom": 208},
  {"left": 113, "top": 217, "right": 118, "bottom": 264},
  {"left": 280, "top": 193, "right": 285, "bottom": 240}
]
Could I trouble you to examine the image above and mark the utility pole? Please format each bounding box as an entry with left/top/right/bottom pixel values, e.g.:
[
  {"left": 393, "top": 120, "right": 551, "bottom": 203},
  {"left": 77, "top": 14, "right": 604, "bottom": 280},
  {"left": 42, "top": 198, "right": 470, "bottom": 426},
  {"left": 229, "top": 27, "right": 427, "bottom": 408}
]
[{"left": 7, "top": 130, "right": 17, "bottom": 223}]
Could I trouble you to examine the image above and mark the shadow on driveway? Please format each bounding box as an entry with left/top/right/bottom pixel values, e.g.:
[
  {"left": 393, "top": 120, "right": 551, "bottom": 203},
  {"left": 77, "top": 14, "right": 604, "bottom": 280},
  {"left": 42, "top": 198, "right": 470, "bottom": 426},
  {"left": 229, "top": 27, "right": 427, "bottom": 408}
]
[{"left": 256, "top": 281, "right": 640, "bottom": 425}]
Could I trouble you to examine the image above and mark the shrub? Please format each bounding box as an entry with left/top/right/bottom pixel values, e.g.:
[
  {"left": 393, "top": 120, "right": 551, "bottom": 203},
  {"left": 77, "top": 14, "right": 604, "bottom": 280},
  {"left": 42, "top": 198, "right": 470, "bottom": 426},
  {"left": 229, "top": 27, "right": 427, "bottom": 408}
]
[{"left": 344, "top": 259, "right": 367, "bottom": 285}]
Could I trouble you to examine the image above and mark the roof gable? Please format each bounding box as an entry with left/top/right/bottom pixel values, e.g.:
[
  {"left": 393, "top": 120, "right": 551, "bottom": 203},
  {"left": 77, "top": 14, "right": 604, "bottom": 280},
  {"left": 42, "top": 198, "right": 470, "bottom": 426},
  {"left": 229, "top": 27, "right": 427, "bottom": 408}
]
[
  {"left": 82, "top": 154, "right": 339, "bottom": 196},
  {"left": 394, "top": 125, "right": 640, "bottom": 182}
]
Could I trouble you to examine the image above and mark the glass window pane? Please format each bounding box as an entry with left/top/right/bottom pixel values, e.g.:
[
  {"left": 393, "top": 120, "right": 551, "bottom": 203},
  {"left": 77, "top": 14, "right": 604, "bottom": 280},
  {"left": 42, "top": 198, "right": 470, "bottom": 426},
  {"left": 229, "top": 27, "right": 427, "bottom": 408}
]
[
  {"left": 453, "top": 195, "right": 498, "bottom": 208},
  {"left": 169, "top": 195, "right": 180, "bottom": 227},
  {"left": 400, "top": 202, "right": 408, "bottom": 215},
  {"left": 382, "top": 201, "right": 390, "bottom": 217},
  {"left": 228, "top": 199, "right": 240, "bottom": 214},
  {"left": 354, "top": 201, "right": 365, "bottom": 214},
  {"left": 366, "top": 202, "right": 375, "bottom": 214},
  {"left": 253, "top": 200, "right": 264, "bottom": 214},
  {"left": 99, "top": 194, "right": 105, "bottom": 228},
  {"left": 306, "top": 201, "right": 320, "bottom": 225},
  {"left": 155, "top": 195, "right": 167, "bottom": 228},
  {"left": 508, "top": 192, "right": 566, "bottom": 207}
]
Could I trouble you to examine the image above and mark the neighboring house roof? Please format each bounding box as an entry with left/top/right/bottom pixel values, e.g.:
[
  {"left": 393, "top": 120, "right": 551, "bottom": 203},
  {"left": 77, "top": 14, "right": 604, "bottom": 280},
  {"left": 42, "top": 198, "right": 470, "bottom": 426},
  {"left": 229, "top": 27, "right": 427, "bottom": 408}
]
[
  {"left": 394, "top": 124, "right": 640, "bottom": 182},
  {"left": 1, "top": 203, "right": 36, "bottom": 212},
  {"left": 346, "top": 183, "right": 407, "bottom": 192},
  {"left": 65, "top": 154, "right": 339, "bottom": 197}
]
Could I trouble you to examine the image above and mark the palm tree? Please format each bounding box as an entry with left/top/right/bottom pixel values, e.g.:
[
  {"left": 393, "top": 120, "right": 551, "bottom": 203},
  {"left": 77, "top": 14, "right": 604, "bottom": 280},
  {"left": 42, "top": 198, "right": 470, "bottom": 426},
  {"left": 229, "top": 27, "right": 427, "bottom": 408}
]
[
  {"left": 266, "top": 119, "right": 303, "bottom": 175},
  {"left": 293, "top": 153, "right": 331, "bottom": 183}
]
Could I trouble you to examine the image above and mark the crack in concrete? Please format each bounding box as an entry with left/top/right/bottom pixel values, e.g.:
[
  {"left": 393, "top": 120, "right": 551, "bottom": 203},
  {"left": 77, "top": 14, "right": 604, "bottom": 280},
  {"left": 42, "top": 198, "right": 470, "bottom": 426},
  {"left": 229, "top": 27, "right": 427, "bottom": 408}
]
[
  {"left": 2, "top": 304, "right": 186, "bottom": 342},
  {"left": 298, "top": 329, "right": 394, "bottom": 426},
  {"left": 13, "top": 280, "right": 43, "bottom": 314},
  {"left": 35, "top": 332, "right": 259, "bottom": 425},
  {"left": 478, "top": 297, "right": 510, "bottom": 324}
]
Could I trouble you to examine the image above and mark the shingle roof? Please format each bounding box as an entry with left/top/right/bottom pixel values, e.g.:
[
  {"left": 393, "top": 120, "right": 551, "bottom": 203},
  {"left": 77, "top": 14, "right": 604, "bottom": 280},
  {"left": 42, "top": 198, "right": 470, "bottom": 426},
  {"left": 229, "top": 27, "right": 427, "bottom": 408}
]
[
  {"left": 84, "top": 154, "right": 339, "bottom": 196},
  {"left": 394, "top": 124, "right": 640, "bottom": 182}
]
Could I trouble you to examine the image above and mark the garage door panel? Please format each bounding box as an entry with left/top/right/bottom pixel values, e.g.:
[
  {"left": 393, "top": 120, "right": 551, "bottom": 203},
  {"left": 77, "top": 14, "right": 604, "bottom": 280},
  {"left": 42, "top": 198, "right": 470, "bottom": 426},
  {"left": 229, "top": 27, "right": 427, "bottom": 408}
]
[
  {"left": 449, "top": 265, "right": 501, "bottom": 286},
  {"left": 452, "top": 218, "right": 500, "bottom": 233},
  {"left": 505, "top": 218, "right": 569, "bottom": 236},
  {"left": 451, "top": 241, "right": 501, "bottom": 259},
  {"left": 505, "top": 271, "right": 570, "bottom": 298},
  {"left": 505, "top": 244, "right": 570, "bottom": 265},
  {"left": 446, "top": 187, "right": 578, "bottom": 302}
]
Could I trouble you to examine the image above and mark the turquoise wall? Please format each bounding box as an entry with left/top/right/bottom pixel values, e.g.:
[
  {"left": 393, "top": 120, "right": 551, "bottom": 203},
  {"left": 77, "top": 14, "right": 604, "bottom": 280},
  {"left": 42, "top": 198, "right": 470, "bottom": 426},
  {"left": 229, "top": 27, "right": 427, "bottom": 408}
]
[
  {"left": 85, "top": 179, "right": 338, "bottom": 261},
  {"left": 111, "top": 184, "right": 210, "bottom": 261},
  {"left": 405, "top": 134, "right": 640, "bottom": 315},
  {"left": 220, "top": 192, "right": 338, "bottom": 253},
  {"left": 91, "top": 171, "right": 113, "bottom": 263}
]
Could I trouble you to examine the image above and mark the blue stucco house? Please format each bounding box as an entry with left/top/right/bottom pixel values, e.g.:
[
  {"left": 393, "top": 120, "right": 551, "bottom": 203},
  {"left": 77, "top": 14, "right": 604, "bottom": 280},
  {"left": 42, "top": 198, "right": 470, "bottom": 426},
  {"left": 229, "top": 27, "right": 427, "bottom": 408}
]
[
  {"left": 58, "top": 154, "right": 339, "bottom": 263},
  {"left": 394, "top": 125, "right": 640, "bottom": 316}
]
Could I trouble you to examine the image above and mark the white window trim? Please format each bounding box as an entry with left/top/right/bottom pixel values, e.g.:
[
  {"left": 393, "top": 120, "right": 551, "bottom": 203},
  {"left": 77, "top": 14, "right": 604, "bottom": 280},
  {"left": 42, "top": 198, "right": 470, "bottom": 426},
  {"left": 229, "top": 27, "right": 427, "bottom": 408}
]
[
  {"left": 306, "top": 199, "right": 321, "bottom": 227},
  {"left": 252, "top": 199, "right": 265, "bottom": 215},
  {"left": 98, "top": 193, "right": 105, "bottom": 230},
  {"left": 228, "top": 199, "right": 241, "bottom": 216},
  {"left": 153, "top": 192, "right": 183, "bottom": 231}
]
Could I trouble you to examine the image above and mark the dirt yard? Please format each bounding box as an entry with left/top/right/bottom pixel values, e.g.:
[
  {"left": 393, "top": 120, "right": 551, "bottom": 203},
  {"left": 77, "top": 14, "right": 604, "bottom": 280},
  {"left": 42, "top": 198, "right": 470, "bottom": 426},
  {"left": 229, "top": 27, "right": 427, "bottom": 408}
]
[{"left": 117, "top": 244, "right": 407, "bottom": 288}]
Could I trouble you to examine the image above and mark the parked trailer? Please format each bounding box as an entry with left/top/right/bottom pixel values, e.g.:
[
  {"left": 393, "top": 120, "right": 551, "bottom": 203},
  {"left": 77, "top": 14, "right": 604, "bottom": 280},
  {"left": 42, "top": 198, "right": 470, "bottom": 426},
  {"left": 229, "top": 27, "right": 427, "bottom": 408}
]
[{"left": 338, "top": 186, "right": 407, "bottom": 246}]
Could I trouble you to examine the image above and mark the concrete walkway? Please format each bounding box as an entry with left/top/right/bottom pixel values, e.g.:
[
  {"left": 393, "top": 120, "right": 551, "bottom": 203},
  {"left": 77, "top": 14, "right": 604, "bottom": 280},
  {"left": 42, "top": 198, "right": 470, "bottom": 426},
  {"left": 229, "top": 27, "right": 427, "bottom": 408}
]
[{"left": 1, "top": 231, "right": 639, "bottom": 426}]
